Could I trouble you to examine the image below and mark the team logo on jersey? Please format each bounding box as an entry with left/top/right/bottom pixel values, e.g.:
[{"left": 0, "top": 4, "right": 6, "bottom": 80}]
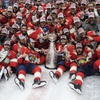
[
  {"left": 77, "top": 58, "right": 86, "bottom": 66},
  {"left": 28, "top": 54, "right": 36, "bottom": 63}
]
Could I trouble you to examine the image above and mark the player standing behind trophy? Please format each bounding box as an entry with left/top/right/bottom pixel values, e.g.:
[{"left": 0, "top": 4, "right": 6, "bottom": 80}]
[
  {"left": 14, "top": 38, "right": 46, "bottom": 90},
  {"left": 49, "top": 33, "right": 76, "bottom": 83},
  {"left": 0, "top": 39, "right": 17, "bottom": 81}
]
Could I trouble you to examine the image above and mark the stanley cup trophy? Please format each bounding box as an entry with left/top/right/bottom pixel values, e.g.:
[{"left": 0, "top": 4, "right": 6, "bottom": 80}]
[{"left": 45, "top": 33, "right": 58, "bottom": 69}]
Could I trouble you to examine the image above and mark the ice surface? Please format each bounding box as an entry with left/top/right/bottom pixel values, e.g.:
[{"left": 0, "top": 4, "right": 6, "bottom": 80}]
[{"left": 0, "top": 65, "right": 100, "bottom": 100}]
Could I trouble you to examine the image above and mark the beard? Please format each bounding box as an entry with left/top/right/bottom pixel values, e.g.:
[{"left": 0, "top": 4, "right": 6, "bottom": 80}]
[
  {"left": 89, "top": 20, "right": 95, "bottom": 25},
  {"left": 22, "top": 31, "right": 27, "bottom": 36},
  {"left": 81, "top": 36, "right": 87, "bottom": 39},
  {"left": 97, "top": 9, "right": 100, "bottom": 15},
  {"left": 20, "top": 41, "right": 26, "bottom": 46},
  {"left": 29, "top": 45, "right": 34, "bottom": 50},
  {"left": 76, "top": 50, "right": 83, "bottom": 55},
  {"left": 0, "top": 35, "right": 6, "bottom": 42},
  {"left": 66, "top": 35, "right": 70, "bottom": 39},
  {"left": 16, "top": 21, "right": 21, "bottom": 25},
  {"left": 89, "top": 9, "right": 94, "bottom": 12}
]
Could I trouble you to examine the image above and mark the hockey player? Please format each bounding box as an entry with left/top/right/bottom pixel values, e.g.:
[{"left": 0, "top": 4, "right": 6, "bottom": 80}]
[
  {"left": 49, "top": 34, "right": 76, "bottom": 83},
  {"left": 14, "top": 12, "right": 25, "bottom": 30},
  {"left": 0, "top": 40, "right": 17, "bottom": 81},
  {"left": 93, "top": 44, "right": 100, "bottom": 75},
  {"left": 69, "top": 42, "right": 93, "bottom": 80},
  {"left": 12, "top": 34, "right": 27, "bottom": 56},
  {"left": 35, "top": 16, "right": 49, "bottom": 49},
  {"left": 11, "top": 24, "right": 28, "bottom": 44},
  {"left": 46, "top": 15, "right": 54, "bottom": 33},
  {"left": 68, "top": 42, "right": 95, "bottom": 95},
  {"left": 25, "top": 0, "right": 32, "bottom": 10},
  {"left": 77, "top": 28, "right": 92, "bottom": 46},
  {"left": 0, "top": 6, "right": 15, "bottom": 26},
  {"left": 0, "top": 28, "right": 9, "bottom": 45},
  {"left": 13, "top": 3, "right": 19, "bottom": 14},
  {"left": 14, "top": 38, "right": 46, "bottom": 90}
]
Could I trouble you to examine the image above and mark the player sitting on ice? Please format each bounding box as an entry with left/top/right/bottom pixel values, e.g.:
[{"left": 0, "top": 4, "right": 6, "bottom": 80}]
[
  {"left": 14, "top": 38, "right": 46, "bottom": 90},
  {"left": 68, "top": 42, "right": 95, "bottom": 95},
  {"left": 49, "top": 33, "right": 76, "bottom": 83},
  {"left": 0, "top": 40, "right": 17, "bottom": 81}
]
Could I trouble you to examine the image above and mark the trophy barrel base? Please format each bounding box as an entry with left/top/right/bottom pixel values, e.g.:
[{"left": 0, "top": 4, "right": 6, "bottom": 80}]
[{"left": 45, "top": 64, "right": 57, "bottom": 69}]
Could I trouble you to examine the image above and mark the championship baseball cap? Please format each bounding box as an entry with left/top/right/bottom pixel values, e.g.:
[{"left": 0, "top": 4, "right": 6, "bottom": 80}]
[
  {"left": 81, "top": 0, "right": 87, "bottom": 5},
  {"left": 7, "top": 6, "right": 13, "bottom": 12},
  {"left": 38, "top": 6, "right": 43, "bottom": 12},
  {"left": 37, "top": 0, "right": 40, "bottom": 1},
  {"left": 51, "top": 9, "right": 57, "bottom": 14},
  {"left": 60, "top": 34, "right": 67, "bottom": 39},
  {"left": 76, "top": 43, "right": 83, "bottom": 48},
  {"left": 88, "top": 12, "right": 95, "bottom": 18},
  {"left": 59, "top": 0, "right": 64, "bottom": 4},
  {"left": 63, "top": 28, "right": 69, "bottom": 34},
  {"left": 25, "top": 0, "right": 31, "bottom": 4},
  {"left": 46, "top": 3, "right": 51, "bottom": 9},
  {"left": 78, "top": 28, "right": 85, "bottom": 35},
  {"left": 40, "top": 16, "right": 46, "bottom": 22},
  {"left": 32, "top": 16, "right": 39, "bottom": 23},
  {"left": 4, "top": 40, "right": 11, "bottom": 45},
  {"left": 96, "top": 0, "right": 100, "bottom": 5},
  {"left": 73, "top": 17, "right": 80, "bottom": 23},
  {"left": 70, "top": 3, "right": 76, "bottom": 9},
  {"left": 2, "top": 28, "right": 8, "bottom": 34},
  {"left": 47, "top": 15, "right": 52, "bottom": 20},
  {"left": 56, "top": 0, "right": 59, "bottom": 4},
  {"left": 58, "top": 12, "right": 64, "bottom": 18},
  {"left": 13, "top": 3, "right": 19, "bottom": 8},
  {"left": 16, "top": 12, "right": 22, "bottom": 19}
]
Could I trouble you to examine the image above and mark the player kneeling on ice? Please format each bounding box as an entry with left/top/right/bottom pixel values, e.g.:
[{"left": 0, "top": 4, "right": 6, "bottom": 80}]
[
  {"left": 0, "top": 40, "right": 17, "bottom": 81},
  {"left": 68, "top": 42, "right": 97, "bottom": 95},
  {"left": 14, "top": 38, "right": 46, "bottom": 90}
]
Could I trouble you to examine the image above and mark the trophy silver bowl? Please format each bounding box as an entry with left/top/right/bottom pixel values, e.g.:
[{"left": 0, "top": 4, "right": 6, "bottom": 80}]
[{"left": 45, "top": 34, "right": 58, "bottom": 69}]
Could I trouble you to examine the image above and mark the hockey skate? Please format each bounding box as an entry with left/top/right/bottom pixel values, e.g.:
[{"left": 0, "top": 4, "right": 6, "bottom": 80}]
[
  {"left": 69, "top": 73, "right": 76, "bottom": 81},
  {"left": 49, "top": 71, "right": 59, "bottom": 84},
  {"left": 68, "top": 81, "right": 82, "bottom": 95},
  {"left": 0, "top": 66, "right": 5, "bottom": 80},
  {"left": 4, "top": 68, "right": 10, "bottom": 81},
  {"left": 32, "top": 80, "right": 47, "bottom": 88},
  {"left": 14, "top": 77, "right": 25, "bottom": 90}
]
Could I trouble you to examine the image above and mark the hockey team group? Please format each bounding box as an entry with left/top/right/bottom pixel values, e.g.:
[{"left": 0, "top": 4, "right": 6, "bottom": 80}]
[{"left": 0, "top": 0, "right": 100, "bottom": 95}]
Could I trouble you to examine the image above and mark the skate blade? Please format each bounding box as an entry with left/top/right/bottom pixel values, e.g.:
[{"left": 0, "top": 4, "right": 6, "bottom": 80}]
[
  {"left": 4, "top": 69, "right": 9, "bottom": 81},
  {"left": 68, "top": 83, "right": 82, "bottom": 95},
  {"left": 49, "top": 71, "right": 58, "bottom": 84},
  {"left": 32, "top": 81, "right": 47, "bottom": 89},
  {"left": 14, "top": 78, "right": 25, "bottom": 90},
  {"left": 0, "top": 66, "right": 5, "bottom": 79}
]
